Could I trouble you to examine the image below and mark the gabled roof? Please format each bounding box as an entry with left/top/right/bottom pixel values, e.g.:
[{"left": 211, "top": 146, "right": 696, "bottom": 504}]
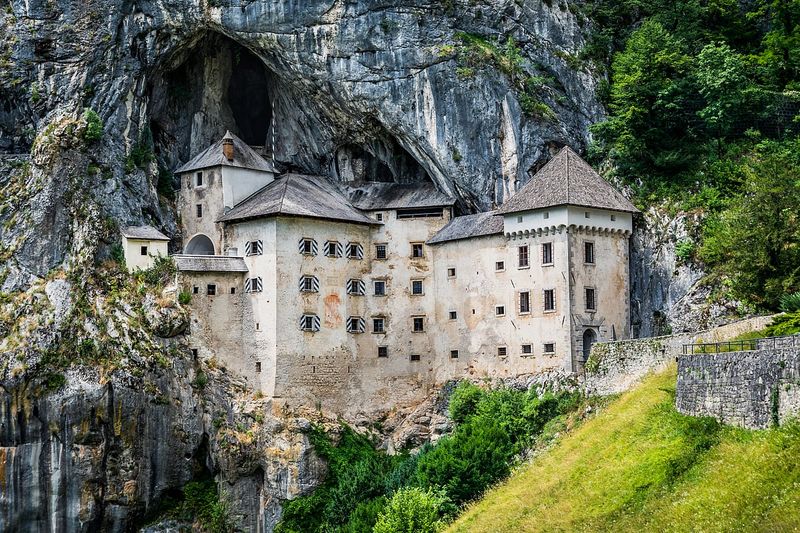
[
  {"left": 496, "top": 146, "right": 639, "bottom": 214},
  {"left": 427, "top": 212, "right": 504, "bottom": 245},
  {"left": 173, "top": 255, "right": 249, "bottom": 273},
  {"left": 218, "top": 174, "right": 379, "bottom": 226},
  {"left": 345, "top": 182, "right": 455, "bottom": 211},
  {"left": 121, "top": 225, "right": 170, "bottom": 241},
  {"left": 175, "top": 131, "right": 276, "bottom": 174}
]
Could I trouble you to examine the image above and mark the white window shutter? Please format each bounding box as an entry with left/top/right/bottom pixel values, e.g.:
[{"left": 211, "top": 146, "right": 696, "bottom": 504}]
[
  {"left": 336, "top": 242, "right": 343, "bottom": 257},
  {"left": 298, "top": 277, "right": 305, "bottom": 291},
  {"left": 298, "top": 239, "right": 305, "bottom": 253},
  {"left": 245, "top": 278, "right": 252, "bottom": 293},
  {"left": 255, "top": 277, "right": 262, "bottom": 292},
  {"left": 358, "top": 279, "right": 365, "bottom": 295},
  {"left": 357, "top": 244, "right": 364, "bottom": 259}
]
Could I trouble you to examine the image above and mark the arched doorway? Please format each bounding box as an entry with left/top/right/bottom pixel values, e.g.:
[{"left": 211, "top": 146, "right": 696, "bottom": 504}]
[
  {"left": 582, "top": 329, "right": 597, "bottom": 364},
  {"left": 185, "top": 234, "right": 215, "bottom": 255}
]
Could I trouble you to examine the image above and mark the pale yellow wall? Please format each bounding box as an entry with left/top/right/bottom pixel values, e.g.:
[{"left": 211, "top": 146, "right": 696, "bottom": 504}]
[{"left": 122, "top": 238, "right": 168, "bottom": 272}]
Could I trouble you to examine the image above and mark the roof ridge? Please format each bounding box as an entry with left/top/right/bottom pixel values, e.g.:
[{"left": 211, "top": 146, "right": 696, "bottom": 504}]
[{"left": 277, "top": 174, "right": 291, "bottom": 214}]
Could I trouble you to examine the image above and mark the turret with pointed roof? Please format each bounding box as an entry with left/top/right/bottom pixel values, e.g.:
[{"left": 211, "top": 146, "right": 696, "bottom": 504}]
[{"left": 176, "top": 131, "right": 275, "bottom": 174}]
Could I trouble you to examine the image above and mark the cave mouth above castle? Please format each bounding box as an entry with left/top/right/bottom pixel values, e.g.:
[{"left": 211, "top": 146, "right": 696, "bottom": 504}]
[{"left": 148, "top": 33, "right": 273, "bottom": 168}]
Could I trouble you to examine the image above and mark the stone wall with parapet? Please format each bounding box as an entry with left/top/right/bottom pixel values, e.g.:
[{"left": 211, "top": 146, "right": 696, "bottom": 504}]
[
  {"left": 583, "top": 315, "right": 775, "bottom": 396},
  {"left": 675, "top": 336, "right": 800, "bottom": 429}
]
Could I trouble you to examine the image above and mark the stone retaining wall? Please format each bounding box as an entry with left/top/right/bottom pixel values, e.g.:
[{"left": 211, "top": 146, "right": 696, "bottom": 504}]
[
  {"left": 583, "top": 315, "right": 775, "bottom": 396},
  {"left": 676, "top": 341, "right": 800, "bottom": 429}
]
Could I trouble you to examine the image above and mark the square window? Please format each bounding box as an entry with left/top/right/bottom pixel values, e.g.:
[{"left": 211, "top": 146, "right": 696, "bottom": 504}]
[
  {"left": 347, "top": 279, "right": 365, "bottom": 296},
  {"left": 447, "top": 267, "right": 456, "bottom": 278},
  {"left": 207, "top": 284, "right": 216, "bottom": 296},
  {"left": 300, "top": 238, "right": 315, "bottom": 255},
  {"left": 196, "top": 171, "right": 203, "bottom": 187},
  {"left": 544, "top": 289, "right": 555, "bottom": 312},
  {"left": 519, "top": 291, "right": 531, "bottom": 314},
  {"left": 411, "top": 243, "right": 424, "bottom": 258},
  {"left": 375, "top": 244, "right": 387, "bottom": 260},
  {"left": 544, "top": 342, "right": 555, "bottom": 354},
  {"left": 192, "top": 286, "right": 199, "bottom": 294},
  {"left": 521, "top": 344, "right": 533, "bottom": 355},
  {"left": 412, "top": 316, "right": 425, "bottom": 332},
  {"left": 518, "top": 245, "right": 529, "bottom": 268},
  {"left": 497, "top": 346, "right": 508, "bottom": 357},
  {"left": 346, "top": 316, "right": 366, "bottom": 333},
  {"left": 495, "top": 305, "right": 505, "bottom": 317},
  {"left": 495, "top": 260, "right": 505, "bottom": 272},
  {"left": 585, "top": 287, "right": 596, "bottom": 311},
  {"left": 230, "top": 287, "right": 236, "bottom": 294},
  {"left": 611, "top": 214, "right": 617, "bottom": 221},
  {"left": 376, "top": 213, "right": 384, "bottom": 222},
  {"left": 585, "top": 211, "right": 591, "bottom": 218},
  {"left": 584, "top": 242, "right": 595, "bottom": 264},
  {"left": 324, "top": 241, "right": 340, "bottom": 258},
  {"left": 449, "top": 310, "right": 457, "bottom": 320},
  {"left": 542, "top": 242, "right": 553, "bottom": 265},
  {"left": 255, "top": 362, "right": 262, "bottom": 373},
  {"left": 300, "top": 314, "right": 320, "bottom": 332},
  {"left": 378, "top": 346, "right": 388, "bottom": 358},
  {"left": 411, "top": 279, "right": 424, "bottom": 295},
  {"left": 410, "top": 354, "right": 421, "bottom": 362},
  {"left": 373, "top": 280, "right": 386, "bottom": 296},
  {"left": 373, "top": 317, "right": 385, "bottom": 333},
  {"left": 348, "top": 242, "right": 363, "bottom": 259},
  {"left": 450, "top": 350, "right": 459, "bottom": 359},
  {"left": 543, "top": 211, "right": 550, "bottom": 219},
  {"left": 140, "top": 245, "right": 148, "bottom": 256},
  {"left": 517, "top": 215, "right": 523, "bottom": 223},
  {"left": 196, "top": 204, "right": 203, "bottom": 218}
]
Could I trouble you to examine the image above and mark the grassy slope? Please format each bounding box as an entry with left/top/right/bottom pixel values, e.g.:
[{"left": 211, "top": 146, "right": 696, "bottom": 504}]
[{"left": 451, "top": 367, "right": 800, "bottom": 533}]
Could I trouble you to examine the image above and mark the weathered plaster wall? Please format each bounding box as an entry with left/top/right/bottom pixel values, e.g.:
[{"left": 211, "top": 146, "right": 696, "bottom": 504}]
[
  {"left": 122, "top": 237, "right": 168, "bottom": 272},
  {"left": 676, "top": 337, "right": 800, "bottom": 429},
  {"left": 584, "top": 315, "right": 776, "bottom": 396},
  {"left": 178, "top": 168, "right": 226, "bottom": 254}
]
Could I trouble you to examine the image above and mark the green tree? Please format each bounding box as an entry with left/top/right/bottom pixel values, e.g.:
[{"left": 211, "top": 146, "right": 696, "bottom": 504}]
[
  {"left": 695, "top": 43, "right": 752, "bottom": 141},
  {"left": 753, "top": 0, "right": 800, "bottom": 89},
  {"left": 82, "top": 108, "right": 103, "bottom": 142},
  {"left": 372, "top": 487, "right": 452, "bottom": 533}
]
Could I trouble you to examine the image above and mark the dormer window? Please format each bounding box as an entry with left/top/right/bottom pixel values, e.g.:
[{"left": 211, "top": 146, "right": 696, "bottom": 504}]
[{"left": 195, "top": 172, "right": 203, "bottom": 187}]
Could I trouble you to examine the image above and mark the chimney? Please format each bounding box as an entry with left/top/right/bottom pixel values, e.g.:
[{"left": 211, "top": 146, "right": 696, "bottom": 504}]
[{"left": 222, "top": 131, "right": 234, "bottom": 161}]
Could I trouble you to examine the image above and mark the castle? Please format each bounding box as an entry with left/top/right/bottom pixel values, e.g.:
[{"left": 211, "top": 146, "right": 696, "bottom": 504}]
[{"left": 125, "top": 132, "right": 639, "bottom": 414}]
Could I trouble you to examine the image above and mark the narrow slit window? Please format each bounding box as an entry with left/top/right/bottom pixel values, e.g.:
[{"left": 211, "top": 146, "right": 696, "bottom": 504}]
[
  {"left": 195, "top": 171, "right": 203, "bottom": 187},
  {"left": 196, "top": 204, "right": 203, "bottom": 218},
  {"left": 585, "top": 287, "right": 596, "bottom": 311}
]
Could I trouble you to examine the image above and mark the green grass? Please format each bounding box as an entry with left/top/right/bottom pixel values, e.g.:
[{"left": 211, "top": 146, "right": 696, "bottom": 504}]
[{"left": 450, "top": 367, "right": 800, "bottom": 532}]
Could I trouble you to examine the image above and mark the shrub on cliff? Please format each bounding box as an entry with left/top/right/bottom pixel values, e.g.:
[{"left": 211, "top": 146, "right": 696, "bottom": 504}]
[
  {"left": 373, "top": 487, "right": 453, "bottom": 533},
  {"left": 82, "top": 108, "right": 103, "bottom": 142}
]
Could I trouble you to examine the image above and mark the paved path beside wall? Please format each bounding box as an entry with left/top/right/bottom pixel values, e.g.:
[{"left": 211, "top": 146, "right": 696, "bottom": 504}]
[{"left": 583, "top": 315, "right": 775, "bottom": 396}]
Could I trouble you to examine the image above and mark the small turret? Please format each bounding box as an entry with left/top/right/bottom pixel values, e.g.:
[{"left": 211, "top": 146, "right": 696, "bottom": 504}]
[{"left": 222, "top": 130, "right": 234, "bottom": 161}]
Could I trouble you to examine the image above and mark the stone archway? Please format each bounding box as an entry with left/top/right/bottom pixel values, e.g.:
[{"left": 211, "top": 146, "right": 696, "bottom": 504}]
[
  {"left": 582, "top": 328, "right": 597, "bottom": 365},
  {"left": 185, "top": 234, "right": 215, "bottom": 255}
]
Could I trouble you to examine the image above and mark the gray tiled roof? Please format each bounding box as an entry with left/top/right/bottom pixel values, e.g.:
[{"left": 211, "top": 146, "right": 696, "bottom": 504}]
[
  {"left": 121, "top": 225, "right": 170, "bottom": 241},
  {"left": 218, "top": 174, "right": 379, "bottom": 226},
  {"left": 174, "top": 131, "right": 276, "bottom": 174},
  {"left": 173, "top": 255, "right": 248, "bottom": 273},
  {"left": 497, "top": 146, "right": 639, "bottom": 214},
  {"left": 427, "top": 212, "right": 504, "bottom": 245},
  {"left": 345, "top": 182, "right": 455, "bottom": 210}
]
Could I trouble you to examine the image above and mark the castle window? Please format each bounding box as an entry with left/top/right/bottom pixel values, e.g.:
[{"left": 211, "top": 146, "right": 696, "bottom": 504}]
[
  {"left": 518, "top": 245, "right": 529, "bottom": 268},
  {"left": 449, "top": 310, "right": 457, "bottom": 320},
  {"left": 584, "top": 241, "right": 595, "bottom": 264},
  {"left": 191, "top": 348, "right": 198, "bottom": 359},
  {"left": 450, "top": 350, "right": 459, "bottom": 359},
  {"left": 378, "top": 346, "right": 388, "bottom": 358},
  {"left": 347, "top": 279, "right": 366, "bottom": 296},
  {"left": 410, "top": 354, "right": 421, "bottom": 362},
  {"left": 376, "top": 213, "right": 384, "bottom": 221},
  {"left": 447, "top": 267, "right": 456, "bottom": 278},
  {"left": 207, "top": 284, "right": 216, "bottom": 296},
  {"left": 610, "top": 214, "right": 616, "bottom": 221},
  {"left": 245, "top": 277, "right": 263, "bottom": 293},
  {"left": 347, "top": 242, "right": 364, "bottom": 259},
  {"left": 411, "top": 279, "right": 424, "bottom": 295},
  {"left": 373, "top": 280, "right": 386, "bottom": 296},
  {"left": 196, "top": 204, "right": 203, "bottom": 218},
  {"left": 299, "top": 275, "right": 319, "bottom": 293},
  {"left": 373, "top": 317, "right": 386, "bottom": 333},
  {"left": 375, "top": 243, "right": 387, "bottom": 260},
  {"left": 542, "top": 242, "right": 553, "bottom": 265},
  {"left": 245, "top": 240, "right": 263, "bottom": 256},
  {"left": 544, "top": 289, "right": 555, "bottom": 312},
  {"left": 585, "top": 211, "right": 591, "bottom": 218},
  {"left": 495, "top": 305, "right": 506, "bottom": 317},
  {"left": 521, "top": 344, "right": 533, "bottom": 355},
  {"left": 299, "top": 314, "right": 321, "bottom": 332},
  {"left": 346, "top": 316, "right": 366, "bottom": 333},
  {"left": 299, "top": 238, "right": 318, "bottom": 256},
  {"left": 192, "top": 286, "right": 199, "bottom": 294},
  {"left": 195, "top": 172, "right": 203, "bottom": 187},
  {"left": 324, "top": 240, "right": 342, "bottom": 258},
  {"left": 543, "top": 211, "right": 550, "bottom": 219},
  {"left": 140, "top": 245, "right": 148, "bottom": 256},
  {"left": 495, "top": 260, "right": 505, "bottom": 272},
  {"left": 411, "top": 243, "right": 424, "bottom": 258},
  {"left": 543, "top": 342, "right": 555, "bottom": 354},
  {"left": 517, "top": 215, "right": 523, "bottom": 223},
  {"left": 412, "top": 316, "right": 425, "bottom": 332},
  {"left": 519, "top": 291, "right": 531, "bottom": 314},
  {"left": 497, "top": 346, "right": 508, "bottom": 357},
  {"left": 255, "top": 362, "right": 262, "bottom": 373},
  {"left": 585, "top": 287, "right": 596, "bottom": 311},
  {"left": 230, "top": 287, "right": 236, "bottom": 295}
]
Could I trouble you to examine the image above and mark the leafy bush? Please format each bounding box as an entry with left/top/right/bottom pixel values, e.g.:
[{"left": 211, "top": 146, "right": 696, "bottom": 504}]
[
  {"left": 178, "top": 291, "right": 192, "bottom": 305},
  {"left": 779, "top": 292, "right": 800, "bottom": 313},
  {"left": 448, "top": 381, "right": 484, "bottom": 423},
  {"left": 373, "top": 487, "right": 452, "bottom": 533},
  {"left": 82, "top": 108, "right": 103, "bottom": 142},
  {"left": 675, "top": 239, "right": 695, "bottom": 264},
  {"left": 137, "top": 255, "right": 176, "bottom": 287},
  {"left": 764, "top": 312, "right": 800, "bottom": 337}
]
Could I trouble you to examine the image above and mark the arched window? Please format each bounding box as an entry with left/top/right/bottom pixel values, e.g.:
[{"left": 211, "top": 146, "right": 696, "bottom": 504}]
[{"left": 186, "top": 234, "right": 215, "bottom": 255}]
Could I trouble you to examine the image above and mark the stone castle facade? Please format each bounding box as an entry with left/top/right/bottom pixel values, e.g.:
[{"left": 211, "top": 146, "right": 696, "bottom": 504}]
[{"left": 134, "top": 132, "right": 639, "bottom": 415}]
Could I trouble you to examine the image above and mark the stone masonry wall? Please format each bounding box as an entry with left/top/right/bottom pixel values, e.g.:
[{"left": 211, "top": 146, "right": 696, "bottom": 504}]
[
  {"left": 676, "top": 338, "right": 800, "bottom": 429},
  {"left": 583, "top": 315, "right": 775, "bottom": 396}
]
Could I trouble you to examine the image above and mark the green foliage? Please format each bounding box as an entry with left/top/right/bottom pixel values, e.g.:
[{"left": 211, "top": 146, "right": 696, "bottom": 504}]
[
  {"left": 157, "top": 164, "right": 175, "bottom": 199},
  {"left": 779, "top": 292, "right": 800, "bottom": 312},
  {"left": 136, "top": 255, "right": 176, "bottom": 288},
  {"left": 675, "top": 239, "right": 695, "bottom": 264},
  {"left": 110, "top": 243, "right": 125, "bottom": 267},
  {"left": 192, "top": 371, "right": 208, "bottom": 390},
  {"left": 82, "top": 108, "right": 103, "bottom": 142},
  {"left": 126, "top": 126, "right": 155, "bottom": 172},
  {"left": 178, "top": 290, "right": 192, "bottom": 305},
  {"left": 146, "top": 478, "right": 232, "bottom": 532},
  {"left": 373, "top": 487, "right": 452, "bottom": 533},
  {"left": 40, "top": 372, "right": 66, "bottom": 392},
  {"left": 448, "top": 381, "right": 483, "bottom": 423},
  {"left": 764, "top": 311, "right": 800, "bottom": 337}
]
